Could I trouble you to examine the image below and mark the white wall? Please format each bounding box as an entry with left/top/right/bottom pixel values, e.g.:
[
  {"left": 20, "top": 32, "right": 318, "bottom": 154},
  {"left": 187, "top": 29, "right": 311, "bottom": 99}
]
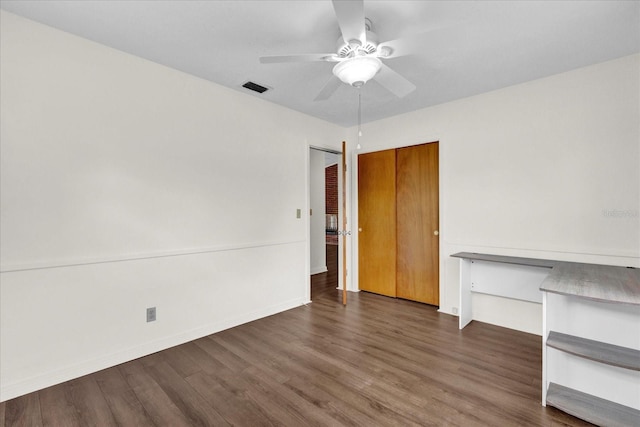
[
  {"left": 349, "top": 54, "right": 640, "bottom": 334},
  {"left": 0, "top": 11, "right": 345, "bottom": 401},
  {"left": 309, "top": 149, "right": 327, "bottom": 274}
]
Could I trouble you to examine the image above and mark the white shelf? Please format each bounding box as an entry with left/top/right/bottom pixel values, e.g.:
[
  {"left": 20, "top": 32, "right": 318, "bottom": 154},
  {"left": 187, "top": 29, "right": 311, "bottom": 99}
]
[
  {"left": 542, "top": 262, "right": 640, "bottom": 424},
  {"left": 546, "top": 331, "right": 640, "bottom": 371},
  {"left": 546, "top": 382, "right": 640, "bottom": 427}
]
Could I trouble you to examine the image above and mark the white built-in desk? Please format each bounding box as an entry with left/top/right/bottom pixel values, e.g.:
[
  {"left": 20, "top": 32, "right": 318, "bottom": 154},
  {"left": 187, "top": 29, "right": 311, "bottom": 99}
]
[
  {"left": 451, "top": 252, "right": 556, "bottom": 329},
  {"left": 451, "top": 252, "right": 640, "bottom": 426}
]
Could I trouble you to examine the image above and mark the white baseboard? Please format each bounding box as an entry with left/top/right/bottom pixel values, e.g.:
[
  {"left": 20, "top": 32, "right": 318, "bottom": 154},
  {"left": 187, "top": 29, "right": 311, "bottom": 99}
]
[{"left": 0, "top": 297, "right": 306, "bottom": 402}]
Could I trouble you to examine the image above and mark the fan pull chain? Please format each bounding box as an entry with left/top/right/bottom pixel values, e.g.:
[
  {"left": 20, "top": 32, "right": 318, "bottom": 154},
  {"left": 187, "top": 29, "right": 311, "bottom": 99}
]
[{"left": 357, "top": 90, "right": 362, "bottom": 149}]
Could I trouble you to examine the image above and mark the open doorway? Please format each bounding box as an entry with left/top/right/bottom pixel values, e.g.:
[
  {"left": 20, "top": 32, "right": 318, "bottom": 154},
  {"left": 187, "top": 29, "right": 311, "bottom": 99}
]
[{"left": 310, "top": 148, "right": 341, "bottom": 300}]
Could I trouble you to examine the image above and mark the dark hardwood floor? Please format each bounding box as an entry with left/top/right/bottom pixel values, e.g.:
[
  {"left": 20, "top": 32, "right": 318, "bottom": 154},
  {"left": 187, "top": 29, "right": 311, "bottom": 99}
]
[
  {"left": 311, "top": 243, "right": 340, "bottom": 301},
  {"left": 1, "top": 244, "right": 591, "bottom": 426}
]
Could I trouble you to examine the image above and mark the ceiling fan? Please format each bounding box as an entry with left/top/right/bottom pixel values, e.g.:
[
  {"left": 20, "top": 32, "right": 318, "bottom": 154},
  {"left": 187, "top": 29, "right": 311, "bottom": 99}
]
[{"left": 259, "top": 0, "right": 418, "bottom": 101}]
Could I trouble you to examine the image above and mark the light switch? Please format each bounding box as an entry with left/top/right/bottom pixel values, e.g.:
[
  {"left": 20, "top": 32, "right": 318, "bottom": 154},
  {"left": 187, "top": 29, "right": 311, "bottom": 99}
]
[{"left": 296, "top": 209, "right": 301, "bottom": 219}]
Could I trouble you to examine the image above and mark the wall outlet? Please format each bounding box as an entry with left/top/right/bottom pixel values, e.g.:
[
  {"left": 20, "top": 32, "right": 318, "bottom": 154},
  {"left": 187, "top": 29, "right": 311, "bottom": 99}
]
[
  {"left": 452, "top": 307, "right": 458, "bottom": 315},
  {"left": 146, "top": 307, "right": 156, "bottom": 322}
]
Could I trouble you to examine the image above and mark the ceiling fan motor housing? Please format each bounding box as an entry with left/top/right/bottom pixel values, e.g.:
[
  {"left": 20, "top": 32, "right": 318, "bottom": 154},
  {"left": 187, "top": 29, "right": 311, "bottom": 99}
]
[{"left": 336, "top": 29, "right": 379, "bottom": 58}]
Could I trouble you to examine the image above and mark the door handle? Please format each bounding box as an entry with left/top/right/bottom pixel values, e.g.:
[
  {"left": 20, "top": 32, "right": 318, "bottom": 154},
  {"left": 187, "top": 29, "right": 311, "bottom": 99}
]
[{"left": 434, "top": 230, "right": 439, "bottom": 236}]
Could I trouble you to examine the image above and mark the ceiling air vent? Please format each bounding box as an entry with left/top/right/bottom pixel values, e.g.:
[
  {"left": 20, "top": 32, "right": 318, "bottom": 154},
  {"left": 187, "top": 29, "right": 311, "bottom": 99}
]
[{"left": 242, "top": 81, "right": 270, "bottom": 94}]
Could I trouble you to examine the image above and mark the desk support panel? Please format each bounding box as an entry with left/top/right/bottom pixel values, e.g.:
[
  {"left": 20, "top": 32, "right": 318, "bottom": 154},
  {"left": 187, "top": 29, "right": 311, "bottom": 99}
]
[
  {"left": 459, "top": 259, "right": 472, "bottom": 329},
  {"left": 454, "top": 253, "right": 552, "bottom": 330}
]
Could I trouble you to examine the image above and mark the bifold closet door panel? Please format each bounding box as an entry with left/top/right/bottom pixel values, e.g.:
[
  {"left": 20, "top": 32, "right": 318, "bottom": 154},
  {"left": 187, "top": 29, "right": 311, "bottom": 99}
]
[
  {"left": 358, "top": 149, "right": 397, "bottom": 297},
  {"left": 396, "top": 143, "right": 439, "bottom": 305}
]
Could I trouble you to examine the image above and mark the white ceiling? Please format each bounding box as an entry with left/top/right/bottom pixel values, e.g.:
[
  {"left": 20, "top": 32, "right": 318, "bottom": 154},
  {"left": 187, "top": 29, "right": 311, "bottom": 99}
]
[{"left": 2, "top": 0, "right": 639, "bottom": 127}]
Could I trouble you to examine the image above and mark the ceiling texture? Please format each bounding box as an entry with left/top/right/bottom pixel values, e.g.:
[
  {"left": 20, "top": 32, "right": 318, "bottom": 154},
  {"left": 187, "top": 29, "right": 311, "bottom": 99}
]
[{"left": 1, "top": 0, "right": 639, "bottom": 127}]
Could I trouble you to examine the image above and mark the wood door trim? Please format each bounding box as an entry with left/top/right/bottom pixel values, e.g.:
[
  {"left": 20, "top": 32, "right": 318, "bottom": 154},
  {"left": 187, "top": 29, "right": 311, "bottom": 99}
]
[{"left": 341, "top": 141, "right": 347, "bottom": 305}]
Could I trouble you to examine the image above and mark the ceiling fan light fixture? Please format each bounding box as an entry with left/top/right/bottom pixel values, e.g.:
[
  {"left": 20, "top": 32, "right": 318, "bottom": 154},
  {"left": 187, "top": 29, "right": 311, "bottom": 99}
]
[{"left": 333, "top": 56, "right": 382, "bottom": 87}]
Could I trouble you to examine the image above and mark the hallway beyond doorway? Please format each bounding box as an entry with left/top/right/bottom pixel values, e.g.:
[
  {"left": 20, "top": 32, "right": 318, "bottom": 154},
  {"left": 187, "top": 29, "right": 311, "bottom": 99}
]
[{"left": 311, "top": 244, "right": 338, "bottom": 300}]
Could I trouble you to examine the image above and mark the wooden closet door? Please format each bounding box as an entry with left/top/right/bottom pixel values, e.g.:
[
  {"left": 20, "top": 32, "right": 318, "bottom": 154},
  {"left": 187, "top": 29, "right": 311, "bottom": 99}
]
[
  {"left": 396, "top": 142, "right": 439, "bottom": 305},
  {"left": 358, "top": 149, "right": 397, "bottom": 297}
]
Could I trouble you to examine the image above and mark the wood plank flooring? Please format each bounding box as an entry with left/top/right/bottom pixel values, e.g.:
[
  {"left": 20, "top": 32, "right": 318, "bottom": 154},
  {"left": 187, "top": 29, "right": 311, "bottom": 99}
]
[{"left": 1, "top": 245, "right": 591, "bottom": 426}]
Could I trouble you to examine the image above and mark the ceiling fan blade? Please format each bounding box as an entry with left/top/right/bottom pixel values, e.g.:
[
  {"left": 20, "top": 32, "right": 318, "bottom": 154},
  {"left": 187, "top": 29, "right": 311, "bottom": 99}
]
[
  {"left": 260, "top": 54, "right": 338, "bottom": 64},
  {"left": 314, "top": 76, "right": 342, "bottom": 101},
  {"left": 374, "top": 63, "right": 416, "bottom": 98},
  {"left": 332, "top": 0, "right": 366, "bottom": 45}
]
